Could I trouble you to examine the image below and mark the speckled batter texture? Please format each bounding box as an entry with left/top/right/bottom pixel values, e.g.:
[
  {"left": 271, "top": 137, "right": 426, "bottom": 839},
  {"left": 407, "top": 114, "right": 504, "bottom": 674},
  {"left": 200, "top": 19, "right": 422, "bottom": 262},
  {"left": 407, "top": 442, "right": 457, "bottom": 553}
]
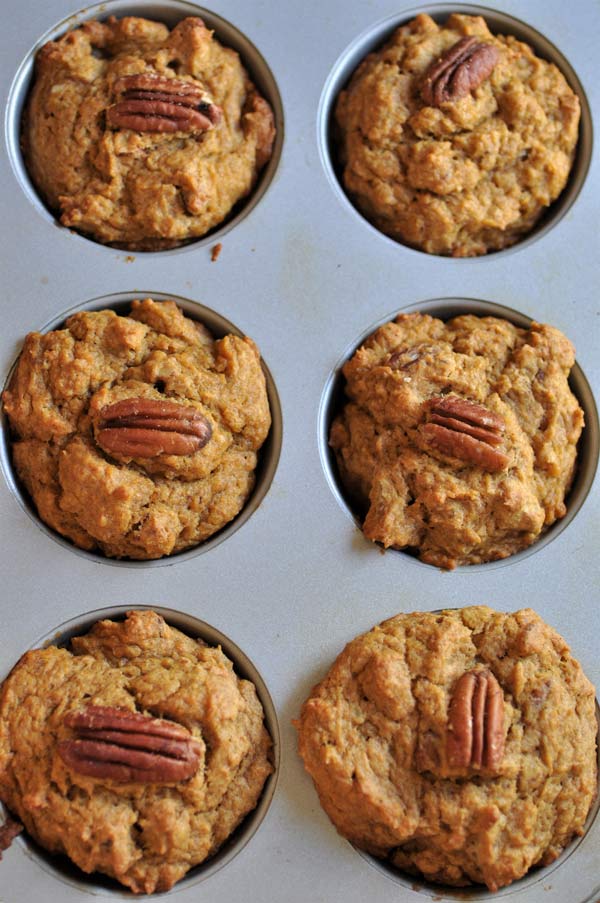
[
  {"left": 296, "top": 606, "right": 597, "bottom": 890},
  {"left": 0, "top": 610, "right": 273, "bottom": 894},
  {"left": 2, "top": 299, "right": 271, "bottom": 559},
  {"left": 23, "top": 16, "right": 275, "bottom": 249},
  {"left": 330, "top": 312, "right": 583, "bottom": 569},
  {"left": 335, "top": 13, "right": 580, "bottom": 256}
]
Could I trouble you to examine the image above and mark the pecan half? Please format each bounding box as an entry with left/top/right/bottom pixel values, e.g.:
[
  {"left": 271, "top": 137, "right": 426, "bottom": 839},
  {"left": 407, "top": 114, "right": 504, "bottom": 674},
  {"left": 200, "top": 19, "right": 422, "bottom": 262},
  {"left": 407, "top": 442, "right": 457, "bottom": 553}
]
[
  {"left": 422, "top": 36, "right": 500, "bottom": 106},
  {"left": 446, "top": 669, "right": 505, "bottom": 771},
  {"left": 387, "top": 348, "right": 421, "bottom": 370},
  {"left": 96, "top": 397, "right": 212, "bottom": 458},
  {"left": 421, "top": 395, "right": 509, "bottom": 472},
  {"left": 58, "top": 706, "right": 202, "bottom": 783},
  {"left": 107, "top": 73, "right": 222, "bottom": 134},
  {"left": 386, "top": 343, "right": 439, "bottom": 370}
]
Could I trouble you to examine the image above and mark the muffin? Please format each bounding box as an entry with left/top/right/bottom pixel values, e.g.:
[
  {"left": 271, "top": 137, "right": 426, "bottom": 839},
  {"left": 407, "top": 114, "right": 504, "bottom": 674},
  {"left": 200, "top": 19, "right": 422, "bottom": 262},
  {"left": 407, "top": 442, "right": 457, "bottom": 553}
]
[
  {"left": 296, "top": 606, "right": 597, "bottom": 891},
  {"left": 329, "top": 311, "right": 583, "bottom": 568},
  {"left": 335, "top": 13, "right": 580, "bottom": 256},
  {"left": 2, "top": 299, "right": 271, "bottom": 559},
  {"left": 0, "top": 610, "right": 274, "bottom": 893},
  {"left": 22, "top": 15, "right": 275, "bottom": 249}
]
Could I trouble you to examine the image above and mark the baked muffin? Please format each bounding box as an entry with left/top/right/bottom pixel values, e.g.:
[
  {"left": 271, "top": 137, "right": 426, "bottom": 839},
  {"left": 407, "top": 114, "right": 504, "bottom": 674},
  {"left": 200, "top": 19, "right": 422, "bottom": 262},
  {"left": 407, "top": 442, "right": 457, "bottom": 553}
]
[
  {"left": 330, "top": 311, "right": 583, "bottom": 568},
  {"left": 335, "top": 13, "right": 580, "bottom": 256},
  {"left": 2, "top": 299, "right": 271, "bottom": 559},
  {"left": 0, "top": 610, "right": 274, "bottom": 893},
  {"left": 22, "top": 15, "right": 275, "bottom": 249},
  {"left": 296, "top": 606, "right": 597, "bottom": 891}
]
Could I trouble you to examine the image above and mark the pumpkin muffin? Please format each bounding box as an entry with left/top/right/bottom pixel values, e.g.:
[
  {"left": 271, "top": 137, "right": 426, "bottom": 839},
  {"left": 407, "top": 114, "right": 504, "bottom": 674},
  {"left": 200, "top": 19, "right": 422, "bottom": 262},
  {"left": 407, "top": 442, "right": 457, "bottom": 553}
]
[
  {"left": 22, "top": 15, "right": 276, "bottom": 249},
  {"left": 0, "top": 610, "right": 273, "bottom": 893},
  {"left": 330, "top": 311, "right": 583, "bottom": 568},
  {"left": 296, "top": 606, "right": 597, "bottom": 890},
  {"left": 335, "top": 13, "right": 580, "bottom": 255},
  {"left": 2, "top": 299, "right": 271, "bottom": 559}
]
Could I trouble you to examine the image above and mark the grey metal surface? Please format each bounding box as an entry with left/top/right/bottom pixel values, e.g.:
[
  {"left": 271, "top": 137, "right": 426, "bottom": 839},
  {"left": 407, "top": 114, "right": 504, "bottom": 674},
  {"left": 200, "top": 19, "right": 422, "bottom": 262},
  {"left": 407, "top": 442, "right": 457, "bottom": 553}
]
[{"left": 0, "top": 1, "right": 598, "bottom": 901}]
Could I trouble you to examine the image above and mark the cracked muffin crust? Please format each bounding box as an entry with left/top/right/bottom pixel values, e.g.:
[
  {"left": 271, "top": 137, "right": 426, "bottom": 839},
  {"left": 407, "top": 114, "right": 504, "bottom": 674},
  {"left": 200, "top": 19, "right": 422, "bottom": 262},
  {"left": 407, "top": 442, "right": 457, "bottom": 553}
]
[
  {"left": 22, "top": 15, "right": 276, "bottom": 249},
  {"left": 296, "top": 606, "right": 597, "bottom": 891},
  {"left": 335, "top": 13, "right": 580, "bottom": 256},
  {"left": 2, "top": 299, "right": 271, "bottom": 559},
  {"left": 0, "top": 610, "right": 273, "bottom": 894},
  {"left": 330, "top": 311, "right": 583, "bottom": 569}
]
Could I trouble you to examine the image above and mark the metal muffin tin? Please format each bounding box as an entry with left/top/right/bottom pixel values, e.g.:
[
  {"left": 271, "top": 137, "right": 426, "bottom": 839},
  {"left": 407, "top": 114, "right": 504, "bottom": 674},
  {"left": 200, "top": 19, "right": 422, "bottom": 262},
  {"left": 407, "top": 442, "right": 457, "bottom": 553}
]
[{"left": 1, "top": 0, "right": 598, "bottom": 901}]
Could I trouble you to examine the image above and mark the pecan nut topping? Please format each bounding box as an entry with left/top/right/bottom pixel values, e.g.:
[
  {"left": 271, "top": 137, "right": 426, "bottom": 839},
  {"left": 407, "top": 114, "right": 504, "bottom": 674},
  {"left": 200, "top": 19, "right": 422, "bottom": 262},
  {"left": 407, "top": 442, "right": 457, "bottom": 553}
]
[
  {"left": 58, "top": 706, "right": 203, "bottom": 782},
  {"left": 422, "top": 36, "right": 500, "bottom": 107},
  {"left": 386, "top": 343, "right": 440, "bottom": 370},
  {"left": 107, "top": 73, "right": 223, "bottom": 134},
  {"left": 387, "top": 347, "right": 422, "bottom": 370},
  {"left": 421, "top": 395, "right": 509, "bottom": 472},
  {"left": 96, "top": 397, "right": 212, "bottom": 458},
  {"left": 446, "top": 669, "right": 505, "bottom": 771}
]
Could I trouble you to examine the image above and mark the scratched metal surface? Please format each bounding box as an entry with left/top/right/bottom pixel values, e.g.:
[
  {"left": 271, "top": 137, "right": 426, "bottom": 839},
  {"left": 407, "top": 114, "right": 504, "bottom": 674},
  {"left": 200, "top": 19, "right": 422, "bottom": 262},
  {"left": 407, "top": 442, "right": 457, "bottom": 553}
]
[{"left": 0, "top": 1, "right": 599, "bottom": 901}]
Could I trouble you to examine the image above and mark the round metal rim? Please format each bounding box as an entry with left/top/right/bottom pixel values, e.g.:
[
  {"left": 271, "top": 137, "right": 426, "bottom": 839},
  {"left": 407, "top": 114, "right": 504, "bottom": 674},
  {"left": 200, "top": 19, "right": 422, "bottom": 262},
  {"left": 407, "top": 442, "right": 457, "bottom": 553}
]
[
  {"left": 0, "top": 291, "right": 283, "bottom": 568},
  {"left": 317, "top": 2, "right": 593, "bottom": 261},
  {"left": 0, "top": 603, "right": 281, "bottom": 897},
  {"left": 4, "top": 0, "right": 285, "bottom": 255},
  {"left": 318, "top": 296, "right": 599, "bottom": 573}
]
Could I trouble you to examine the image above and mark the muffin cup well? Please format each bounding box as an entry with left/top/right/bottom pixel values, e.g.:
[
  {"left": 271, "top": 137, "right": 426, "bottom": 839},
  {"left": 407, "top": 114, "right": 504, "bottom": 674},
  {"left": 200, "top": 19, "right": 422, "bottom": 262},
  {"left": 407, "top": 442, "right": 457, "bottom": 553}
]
[
  {"left": 6, "top": 0, "right": 284, "bottom": 254},
  {"left": 318, "top": 3, "right": 592, "bottom": 259},
  {"left": 296, "top": 603, "right": 600, "bottom": 900},
  {"left": 0, "top": 604, "right": 280, "bottom": 896},
  {"left": 318, "top": 297, "right": 598, "bottom": 571},
  {"left": 0, "top": 291, "right": 282, "bottom": 568}
]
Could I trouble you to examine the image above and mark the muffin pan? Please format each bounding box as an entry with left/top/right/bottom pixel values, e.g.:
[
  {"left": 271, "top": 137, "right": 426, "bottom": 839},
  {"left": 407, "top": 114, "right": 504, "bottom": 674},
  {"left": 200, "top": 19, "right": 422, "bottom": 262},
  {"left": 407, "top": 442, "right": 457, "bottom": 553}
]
[{"left": 0, "top": 0, "right": 598, "bottom": 900}]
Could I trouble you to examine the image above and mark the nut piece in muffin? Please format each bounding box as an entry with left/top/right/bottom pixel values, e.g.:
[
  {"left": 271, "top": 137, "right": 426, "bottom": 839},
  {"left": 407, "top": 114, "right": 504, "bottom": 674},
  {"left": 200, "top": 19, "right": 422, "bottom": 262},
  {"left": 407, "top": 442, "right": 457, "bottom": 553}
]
[
  {"left": 0, "top": 610, "right": 274, "bottom": 893},
  {"left": 335, "top": 13, "right": 580, "bottom": 256},
  {"left": 2, "top": 299, "right": 271, "bottom": 559},
  {"left": 330, "top": 311, "right": 583, "bottom": 568},
  {"left": 23, "top": 16, "right": 276, "bottom": 249},
  {"left": 296, "top": 606, "right": 597, "bottom": 891}
]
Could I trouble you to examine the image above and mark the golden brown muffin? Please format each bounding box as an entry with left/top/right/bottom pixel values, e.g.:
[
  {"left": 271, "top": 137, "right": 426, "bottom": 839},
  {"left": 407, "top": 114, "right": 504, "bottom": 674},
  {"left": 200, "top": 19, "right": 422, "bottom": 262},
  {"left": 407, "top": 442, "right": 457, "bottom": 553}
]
[
  {"left": 3, "top": 299, "right": 271, "bottom": 559},
  {"left": 330, "top": 312, "right": 583, "bottom": 569},
  {"left": 23, "top": 16, "right": 275, "bottom": 249},
  {"left": 0, "top": 610, "right": 273, "bottom": 894},
  {"left": 296, "top": 606, "right": 597, "bottom": 891},
  {"left": 335, "top": 13, "right": 580, "bottom": 256}
]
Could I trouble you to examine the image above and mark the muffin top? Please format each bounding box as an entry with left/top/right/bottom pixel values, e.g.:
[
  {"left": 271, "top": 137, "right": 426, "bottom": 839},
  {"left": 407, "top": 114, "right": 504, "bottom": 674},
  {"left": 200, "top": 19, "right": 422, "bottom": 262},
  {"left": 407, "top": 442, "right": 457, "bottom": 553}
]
[
  {"left": 330, "top": 312, "right": 583, "bottom": 568},
  {"left": 0, "top": 610, "right": 273, "bottom": 893},
  {"left": 335, "top": 13, "right": 580, "bottom": 256},
  {"left": 23, "top": 16, "right": 275, "bottom": 249},
  {"left": 296, "top": 606, "right": 597, "bottom": 891},
  {"left": 2, "top": 299, "right": 271, "bottom": 559}
]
